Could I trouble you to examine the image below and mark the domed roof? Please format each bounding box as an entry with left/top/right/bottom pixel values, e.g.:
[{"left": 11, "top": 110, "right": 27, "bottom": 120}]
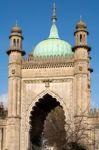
[
  {"left": 31, "top": 3, "right": 73, "bottom": 57},
  {"left": 11, "top": 23, "right": 22, "bottom": 33},
  {"left": 76, "top": 17, "right": 87, "bottom": 29},
  {"left": 31, "top": 24, "right": 73, "bottom": 57}
]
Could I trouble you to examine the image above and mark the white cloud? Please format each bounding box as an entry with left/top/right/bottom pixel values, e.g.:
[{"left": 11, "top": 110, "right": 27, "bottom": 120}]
[{"left": 0, "top": 93, "right": 8, "bottom": 108}]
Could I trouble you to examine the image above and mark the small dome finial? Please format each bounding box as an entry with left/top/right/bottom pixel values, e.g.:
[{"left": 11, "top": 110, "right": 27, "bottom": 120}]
[
  {"left": 11, "top": 21, "right": 22, "bottom": 34},
  {"left": 76, "top": 16, "right": 87, "bottom": 30},
  {"left": 52, "top": 2, "right": 57, "bottom": 24}
]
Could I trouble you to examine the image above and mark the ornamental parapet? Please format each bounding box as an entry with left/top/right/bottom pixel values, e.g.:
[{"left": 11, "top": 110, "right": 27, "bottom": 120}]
[
  {"left": 7, "top": 47, "right": 25, "bottom": 56},
  {"left": 72, "top": 45, "right": 91, "bottom": 52},
  {"left": 22, "top": 54, "right": 74, "bottom": 69}
]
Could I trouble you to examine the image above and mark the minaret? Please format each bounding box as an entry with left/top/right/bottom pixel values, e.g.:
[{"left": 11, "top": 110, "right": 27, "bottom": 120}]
[
  {"left": 6, "top": 23, "right": 25, "bottom": 150},
  {"left": 7, "top": 22, "right": 25, "bottom": 55},
  {"left": 74, "top": 16, "right": 89, "bottom": 46},
  {"left": 73, "top": 18, "right": 92, "bottom": 114}
]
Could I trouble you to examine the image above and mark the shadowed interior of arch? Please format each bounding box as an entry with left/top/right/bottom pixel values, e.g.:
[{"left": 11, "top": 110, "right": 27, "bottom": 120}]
[{"left": 29, "top": 94, "right": 66, "bottom": 149}]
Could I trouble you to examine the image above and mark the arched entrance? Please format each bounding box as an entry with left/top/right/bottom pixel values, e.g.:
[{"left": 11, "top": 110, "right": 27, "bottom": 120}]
[{"left": 29, "top": 94, "right": 66, "bottom": 150}]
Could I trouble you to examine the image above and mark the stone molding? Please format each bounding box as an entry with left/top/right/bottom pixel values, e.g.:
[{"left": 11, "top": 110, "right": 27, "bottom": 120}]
[{"left": 23, "top": 78, "right": 73, "bottom": 84}]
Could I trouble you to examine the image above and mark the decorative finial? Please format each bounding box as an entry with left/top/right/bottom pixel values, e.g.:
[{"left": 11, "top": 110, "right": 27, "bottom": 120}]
[
  {"left": 16, "top": 20, "right": 18, "bottom": 26},
  {"left": 80, "top": 15, "right": 82, "bottom": 22},
  {"left": 52, "top": 2, "right": 57, "bottom": 24}
]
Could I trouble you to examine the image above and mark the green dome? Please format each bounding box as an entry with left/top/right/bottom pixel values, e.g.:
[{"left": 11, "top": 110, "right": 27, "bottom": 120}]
[{"left": 32, "top": 24, "right": 73, "bottom": 57}]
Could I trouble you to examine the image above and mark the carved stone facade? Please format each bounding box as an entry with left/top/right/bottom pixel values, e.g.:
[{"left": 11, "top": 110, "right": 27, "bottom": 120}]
[{"left": 0, "top": 7, "right": 99, "bottom": 150}]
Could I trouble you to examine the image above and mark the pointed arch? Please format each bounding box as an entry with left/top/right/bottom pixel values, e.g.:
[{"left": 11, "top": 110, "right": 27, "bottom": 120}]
[
  {"left": 26, "top": 91, "right": 66, "bottom": 149},
  {"left": 26, "top": 89, "right": 66, "bottom": 124}
]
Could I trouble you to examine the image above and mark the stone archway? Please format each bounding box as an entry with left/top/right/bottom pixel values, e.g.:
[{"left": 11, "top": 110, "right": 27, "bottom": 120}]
[{"left": 28, "top": 94, "right": 66, "bottom": 150}]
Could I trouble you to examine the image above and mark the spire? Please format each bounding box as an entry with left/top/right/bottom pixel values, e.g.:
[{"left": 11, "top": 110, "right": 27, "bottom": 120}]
[
  {"left": 52, "top": 2, "right": 57, "bottom": 24},
  {"left": 49, "top": 2, "right": 59, "bottom": 39}
]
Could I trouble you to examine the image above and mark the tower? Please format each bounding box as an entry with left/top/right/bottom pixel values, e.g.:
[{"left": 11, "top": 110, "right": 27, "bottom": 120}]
[
  {"left": 6, "top": 23, "right": 25, "bottom": 150},
  {"left": 73, "top": 18, "right": 91, "bottom": 114}
]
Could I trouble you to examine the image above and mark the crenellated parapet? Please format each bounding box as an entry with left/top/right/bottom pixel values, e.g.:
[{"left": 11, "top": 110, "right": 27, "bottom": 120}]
[{"left": 22, "top": 54, "right": 74, "bottom": 69}]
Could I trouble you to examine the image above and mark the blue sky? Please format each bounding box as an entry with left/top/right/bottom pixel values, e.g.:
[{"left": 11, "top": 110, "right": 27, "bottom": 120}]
[{"left": 0, "top": 0, "right": 99, "bottom": 107}]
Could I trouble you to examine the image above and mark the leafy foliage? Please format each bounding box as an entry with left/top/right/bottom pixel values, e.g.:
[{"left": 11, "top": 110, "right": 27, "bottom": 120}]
[{"left": 42, "top": 106, "right": 87, "bottom": 150}]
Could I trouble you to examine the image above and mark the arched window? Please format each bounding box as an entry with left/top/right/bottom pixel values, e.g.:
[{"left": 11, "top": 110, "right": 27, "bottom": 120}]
[
  {"left": 13, "top": 39, "right": 16, "bottom": 46},
  {"left": 80, "top": 34, "right": 82, "bottom": 43}
]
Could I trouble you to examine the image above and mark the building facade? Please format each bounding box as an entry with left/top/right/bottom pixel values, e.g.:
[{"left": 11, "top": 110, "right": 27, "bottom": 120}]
[{"left": 0, "top": 4, "right": 99, "bottom": 150}]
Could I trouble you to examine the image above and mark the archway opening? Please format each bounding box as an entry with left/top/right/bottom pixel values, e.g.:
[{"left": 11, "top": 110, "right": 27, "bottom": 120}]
[{"left": 29, "top": 94, "right": 66, "bottom": 150}]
